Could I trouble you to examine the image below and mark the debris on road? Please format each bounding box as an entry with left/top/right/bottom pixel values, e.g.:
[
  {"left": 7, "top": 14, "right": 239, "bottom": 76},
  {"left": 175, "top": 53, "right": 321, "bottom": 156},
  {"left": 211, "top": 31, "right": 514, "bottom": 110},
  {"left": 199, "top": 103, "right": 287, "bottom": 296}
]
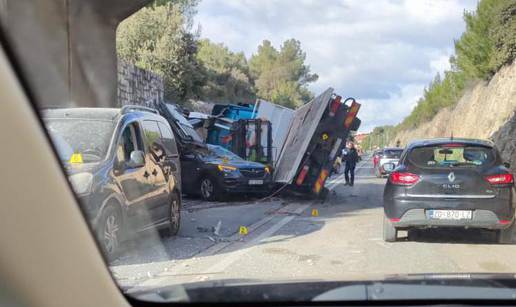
[{"left": 214, "top": 220, "right": 222, "bottom": 236}]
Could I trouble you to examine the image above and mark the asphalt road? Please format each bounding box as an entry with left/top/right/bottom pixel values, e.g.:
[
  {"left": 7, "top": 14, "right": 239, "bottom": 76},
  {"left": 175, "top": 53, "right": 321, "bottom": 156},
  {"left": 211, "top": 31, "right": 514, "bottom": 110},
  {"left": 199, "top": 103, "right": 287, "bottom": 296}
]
[{"left": 111, "top": 156, "right": 516, "bottom": 292}]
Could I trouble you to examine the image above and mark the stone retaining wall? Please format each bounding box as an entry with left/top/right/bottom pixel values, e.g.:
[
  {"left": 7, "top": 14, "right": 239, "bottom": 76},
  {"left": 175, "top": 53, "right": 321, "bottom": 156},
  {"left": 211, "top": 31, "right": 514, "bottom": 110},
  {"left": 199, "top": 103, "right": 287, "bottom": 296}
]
[{"left": 117, "top": 60, "right": 164, "bottom": 107}]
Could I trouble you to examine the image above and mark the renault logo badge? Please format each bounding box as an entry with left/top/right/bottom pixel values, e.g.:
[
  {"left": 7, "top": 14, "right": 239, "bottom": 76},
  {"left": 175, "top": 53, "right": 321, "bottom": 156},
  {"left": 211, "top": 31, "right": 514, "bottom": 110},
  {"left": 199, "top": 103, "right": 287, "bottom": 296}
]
[{"left": 448, "top": 172, "right": 456, "bottom": 183}]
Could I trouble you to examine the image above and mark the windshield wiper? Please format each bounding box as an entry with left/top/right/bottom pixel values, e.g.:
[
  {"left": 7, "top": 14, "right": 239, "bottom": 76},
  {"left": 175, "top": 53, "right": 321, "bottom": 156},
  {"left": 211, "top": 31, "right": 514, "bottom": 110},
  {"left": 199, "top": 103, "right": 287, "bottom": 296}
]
[
  {"left": 313, "top": 282, "right": 516, "bottom": 301},
  {"left": 128, "top": 278, "right": 516, "bottom": 303}
]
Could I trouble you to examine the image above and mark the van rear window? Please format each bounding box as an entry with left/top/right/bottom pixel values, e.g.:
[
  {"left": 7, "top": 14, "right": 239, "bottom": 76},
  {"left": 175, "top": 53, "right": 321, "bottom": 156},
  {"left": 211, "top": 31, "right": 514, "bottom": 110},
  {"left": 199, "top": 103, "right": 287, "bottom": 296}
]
[{"left": 408, "top": 145, "right": 495, "bottom": 168}]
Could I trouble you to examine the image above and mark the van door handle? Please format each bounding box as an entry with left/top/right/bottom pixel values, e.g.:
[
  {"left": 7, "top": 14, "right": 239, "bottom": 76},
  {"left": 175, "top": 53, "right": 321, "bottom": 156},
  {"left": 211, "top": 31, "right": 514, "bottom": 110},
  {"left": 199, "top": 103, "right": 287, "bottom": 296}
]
[{"left": 152, "top": 169, "right": 158, "bottom": 176}]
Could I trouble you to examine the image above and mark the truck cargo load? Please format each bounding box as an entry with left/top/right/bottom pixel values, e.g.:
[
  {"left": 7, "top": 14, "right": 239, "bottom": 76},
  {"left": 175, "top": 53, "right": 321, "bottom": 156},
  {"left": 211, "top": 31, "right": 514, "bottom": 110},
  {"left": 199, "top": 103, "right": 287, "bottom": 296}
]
[{"left": 206, "top": 117, "right": 273, "bottom": 164}]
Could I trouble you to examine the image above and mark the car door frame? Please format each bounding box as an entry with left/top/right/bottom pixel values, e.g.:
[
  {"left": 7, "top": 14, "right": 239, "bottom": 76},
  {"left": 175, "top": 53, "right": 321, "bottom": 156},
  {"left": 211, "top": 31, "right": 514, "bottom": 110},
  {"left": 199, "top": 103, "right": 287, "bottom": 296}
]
[
  {"left": 157, "top": 120, "right": 181, "bottom": 190},
  {"left": 140, "top": 119, "right": 172, "bottom": 227},
  {"left": 111, "top": 119, "right": 156, "bottom": 231},
  {"left": 179, "top": 146, "right": 205, "bottom": 195}
]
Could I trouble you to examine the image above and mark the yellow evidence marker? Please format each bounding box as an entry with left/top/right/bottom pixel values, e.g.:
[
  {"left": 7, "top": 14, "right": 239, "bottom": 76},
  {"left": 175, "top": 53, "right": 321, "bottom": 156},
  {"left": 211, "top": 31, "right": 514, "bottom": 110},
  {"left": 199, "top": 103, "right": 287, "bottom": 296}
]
[
  {"left": 69, "top": 152, "right": 83, "bottom": 164},
  {"left": 311, "top": 208, "right": 319, "bottom": 217},
  {"left": 239, "top": 226, "right": 248, "bottom": 235}
]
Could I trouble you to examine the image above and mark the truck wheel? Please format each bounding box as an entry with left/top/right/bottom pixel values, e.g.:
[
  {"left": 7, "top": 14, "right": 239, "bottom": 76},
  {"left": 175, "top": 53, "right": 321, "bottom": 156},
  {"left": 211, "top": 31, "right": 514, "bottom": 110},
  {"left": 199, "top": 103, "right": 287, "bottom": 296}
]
[
  {"left": 497, "top": 222, "right": 515, "bottom": 244},
  {"left": 383, "top": 216, "right": 398, "bottom": 242},
  {"left": 200, "top": 176, "right": 220, "bottom": 201}
]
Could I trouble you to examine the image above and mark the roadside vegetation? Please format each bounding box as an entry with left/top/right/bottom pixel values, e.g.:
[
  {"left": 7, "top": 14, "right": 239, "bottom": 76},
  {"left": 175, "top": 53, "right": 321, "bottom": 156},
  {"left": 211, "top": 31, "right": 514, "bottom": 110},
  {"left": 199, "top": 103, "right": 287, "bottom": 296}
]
[
  {"left": 364, "top": 0, "right": 516, "bottom": 150},
  {"left": 116, "top": 0, "right": 318, "bottom": 108}
]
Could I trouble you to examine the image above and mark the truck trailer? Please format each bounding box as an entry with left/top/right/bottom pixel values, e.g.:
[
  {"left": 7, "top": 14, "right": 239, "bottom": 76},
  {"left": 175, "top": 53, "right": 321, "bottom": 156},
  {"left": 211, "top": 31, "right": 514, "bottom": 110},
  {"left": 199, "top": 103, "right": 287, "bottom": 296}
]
[{"left": 273, "top": 88, "right": 361, "bottom": 197}]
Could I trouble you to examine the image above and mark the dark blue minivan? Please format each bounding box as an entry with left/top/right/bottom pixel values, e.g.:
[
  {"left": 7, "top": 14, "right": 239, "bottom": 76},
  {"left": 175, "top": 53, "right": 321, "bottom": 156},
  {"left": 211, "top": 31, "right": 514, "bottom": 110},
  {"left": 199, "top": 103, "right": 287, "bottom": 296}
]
[{"left": 43, "top": 106, "right": 182, "bottom": 260}]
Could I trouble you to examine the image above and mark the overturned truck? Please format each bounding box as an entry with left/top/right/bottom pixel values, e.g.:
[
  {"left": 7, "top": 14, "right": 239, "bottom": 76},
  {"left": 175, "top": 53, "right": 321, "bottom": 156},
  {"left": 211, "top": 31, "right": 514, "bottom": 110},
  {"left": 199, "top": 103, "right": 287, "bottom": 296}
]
[{"left": 273, "top": 88, "right": 361, "bottom": 197}]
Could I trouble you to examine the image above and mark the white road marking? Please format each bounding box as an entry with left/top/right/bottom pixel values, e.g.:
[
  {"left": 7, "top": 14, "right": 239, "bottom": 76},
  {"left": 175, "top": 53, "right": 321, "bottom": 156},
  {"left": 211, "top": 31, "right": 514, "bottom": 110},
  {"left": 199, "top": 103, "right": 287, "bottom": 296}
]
[
  {"left": 327, "top": 173, "right": 346, "bottom": 190},
  {"left": 327, "top": 157, "right": 373, "bottom": 190},
  {"left": 126, "top": 203, "right": 310, "bottom": 291},
  {"left": 202, "top": 204, "right": 310, "bottom": 274},
  {"left": 127, "top": 155, "right": 378, "bottom": 290}
]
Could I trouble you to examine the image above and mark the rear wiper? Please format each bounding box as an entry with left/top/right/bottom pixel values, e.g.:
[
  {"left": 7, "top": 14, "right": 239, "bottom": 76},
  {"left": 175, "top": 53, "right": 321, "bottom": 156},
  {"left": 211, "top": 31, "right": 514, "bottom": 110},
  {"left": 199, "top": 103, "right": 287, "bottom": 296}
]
[{"left": 449, "top": 162, "right": 476, "bottom": 167}]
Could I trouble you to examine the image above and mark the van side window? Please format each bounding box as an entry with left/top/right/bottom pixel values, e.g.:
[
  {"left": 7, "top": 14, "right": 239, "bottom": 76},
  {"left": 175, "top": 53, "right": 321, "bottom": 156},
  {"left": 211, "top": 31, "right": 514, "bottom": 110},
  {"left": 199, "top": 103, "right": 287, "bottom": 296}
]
[
  {"left": 158, "top": 122, "right": 179, "bottom": 156},
  {"left": 142, "top": 120, "right": 166, "bottom": 162},
  {"left": 117, "top": 123, "right": 140, "bottom": 164}
]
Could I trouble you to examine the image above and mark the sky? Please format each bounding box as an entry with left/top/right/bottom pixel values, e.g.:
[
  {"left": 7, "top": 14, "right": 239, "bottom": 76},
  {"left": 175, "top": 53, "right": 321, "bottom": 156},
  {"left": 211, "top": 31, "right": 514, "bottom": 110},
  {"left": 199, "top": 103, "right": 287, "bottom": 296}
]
[{"left": 194, "top": 0, "right": 478, "bottom": 132}]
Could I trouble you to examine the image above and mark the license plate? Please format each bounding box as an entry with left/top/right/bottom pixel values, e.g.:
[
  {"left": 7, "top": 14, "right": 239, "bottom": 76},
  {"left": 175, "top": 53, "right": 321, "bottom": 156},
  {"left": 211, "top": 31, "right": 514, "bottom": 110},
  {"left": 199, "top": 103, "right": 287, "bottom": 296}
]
[
  {"left": 427, "top": 210, "right": 472, "bottom": 220},
  {"left": 249, "top": 180, "right": 263, "bottom": 185}
]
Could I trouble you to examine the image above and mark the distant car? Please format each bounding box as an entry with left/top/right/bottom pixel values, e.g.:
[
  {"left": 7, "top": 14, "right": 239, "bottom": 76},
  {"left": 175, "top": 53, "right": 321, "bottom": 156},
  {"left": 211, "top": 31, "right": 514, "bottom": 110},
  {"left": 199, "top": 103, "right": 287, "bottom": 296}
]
[
  {"left": 182, "top": 144, "right": 273, "bottom": 200},
  {"left": 43, "top": 106, "right": 182, "bottom": 259},
  {"left": 375, "top": 147, "right": 404, "bottom": 177},
  {"left": 383, "top": 138, "right": 515, "bottom": 243}
]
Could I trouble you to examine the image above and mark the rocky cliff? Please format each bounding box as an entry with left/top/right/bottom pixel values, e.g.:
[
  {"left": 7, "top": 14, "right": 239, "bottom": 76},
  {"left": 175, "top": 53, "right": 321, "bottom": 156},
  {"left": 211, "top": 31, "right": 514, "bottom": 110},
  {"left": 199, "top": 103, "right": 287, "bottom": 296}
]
[{"left": 492, "top": 112, "right": 516, "bottom": 174}]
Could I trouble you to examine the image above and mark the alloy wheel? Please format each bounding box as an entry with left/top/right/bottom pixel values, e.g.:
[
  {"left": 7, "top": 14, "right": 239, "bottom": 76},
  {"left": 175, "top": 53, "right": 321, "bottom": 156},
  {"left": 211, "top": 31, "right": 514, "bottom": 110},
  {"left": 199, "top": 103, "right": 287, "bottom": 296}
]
[
  {"left": 102, "top": 213, "right": 120, "bottom": 255},
  {"left": 170, "top": 196, "right": 181, "bottom": 234},
  {"left": 200, "top": 178, "right": 214, "bottom": 200}
]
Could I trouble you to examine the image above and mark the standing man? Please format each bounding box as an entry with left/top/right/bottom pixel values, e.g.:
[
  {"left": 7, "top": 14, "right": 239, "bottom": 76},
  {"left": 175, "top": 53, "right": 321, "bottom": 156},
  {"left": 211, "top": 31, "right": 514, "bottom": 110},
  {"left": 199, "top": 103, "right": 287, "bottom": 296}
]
[{"left": 344, "top": 142, "right": 359, "bottom": 186}]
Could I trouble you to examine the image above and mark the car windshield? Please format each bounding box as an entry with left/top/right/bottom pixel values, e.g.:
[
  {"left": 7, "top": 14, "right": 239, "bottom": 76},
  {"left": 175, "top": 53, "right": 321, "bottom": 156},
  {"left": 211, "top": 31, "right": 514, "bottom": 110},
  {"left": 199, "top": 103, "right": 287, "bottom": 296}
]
[
  {"left": 2, "top": 0, "right": 516, "bottom": 304},
  {"left": 383, "top": 149, "right": 403, "bottom": 158},
  {"left": 45, "top": 118, "right": 115, "bottom": 163},
  {"left": 207, "top": 144, "right": 244, "bottom": 161},
  {"left": 409, "top": 145, "right": 495, "bottom": 168}
]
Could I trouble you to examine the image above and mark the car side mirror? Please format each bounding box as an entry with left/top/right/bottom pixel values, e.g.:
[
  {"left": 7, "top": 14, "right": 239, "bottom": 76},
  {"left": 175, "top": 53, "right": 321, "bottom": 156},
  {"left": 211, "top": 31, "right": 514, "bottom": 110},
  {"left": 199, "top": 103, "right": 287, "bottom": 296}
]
[
  {"left": 383, "top": 162, "right": 396, "bottom": 172},
  {"left": 127, "top": 150, "right": 145, "bottom": 168},
  {"left": 504, "top": 162, "right": 511, "bottom": 168}
]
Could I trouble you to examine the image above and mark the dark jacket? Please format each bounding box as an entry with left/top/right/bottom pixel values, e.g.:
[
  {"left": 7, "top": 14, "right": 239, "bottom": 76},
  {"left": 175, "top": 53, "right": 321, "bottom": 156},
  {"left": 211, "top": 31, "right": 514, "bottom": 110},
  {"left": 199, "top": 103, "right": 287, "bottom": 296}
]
[{"left": 345, "top": 148, "right": 359, "bottom": 167}]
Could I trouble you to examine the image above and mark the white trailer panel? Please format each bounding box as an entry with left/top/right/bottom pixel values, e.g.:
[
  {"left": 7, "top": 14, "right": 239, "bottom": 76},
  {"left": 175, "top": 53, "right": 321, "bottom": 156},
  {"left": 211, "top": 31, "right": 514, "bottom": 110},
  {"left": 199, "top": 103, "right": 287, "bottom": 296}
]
[{"left": 254, "top": 99, "right": 294, "bottom": 165}]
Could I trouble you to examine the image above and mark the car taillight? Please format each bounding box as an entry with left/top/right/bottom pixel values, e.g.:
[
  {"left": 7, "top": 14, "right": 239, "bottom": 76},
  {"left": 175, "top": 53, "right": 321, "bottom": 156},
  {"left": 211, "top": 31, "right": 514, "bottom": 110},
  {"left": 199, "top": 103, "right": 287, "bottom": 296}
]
[
  {"left": 343, "top": 101, "right": 360, "bottom": 128},
  {"left": 389, "top": 172, "right": 420, "bottom": 185},
  {"left": 484, "top": 174, "right": 514, "bottom": 185}
]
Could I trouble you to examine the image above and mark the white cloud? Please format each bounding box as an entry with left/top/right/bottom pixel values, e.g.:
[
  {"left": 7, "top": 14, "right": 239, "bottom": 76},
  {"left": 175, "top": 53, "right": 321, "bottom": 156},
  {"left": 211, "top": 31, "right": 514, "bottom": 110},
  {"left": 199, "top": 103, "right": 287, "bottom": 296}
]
[
  {"left": 195, "top": 0, "right": 477, "bottom": 132},
  {"left": 430, "top": 51, "right": 454, "bottom": 76},
  {"left": 359, "top": 83, "right": 424, "bottom": 132}
]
